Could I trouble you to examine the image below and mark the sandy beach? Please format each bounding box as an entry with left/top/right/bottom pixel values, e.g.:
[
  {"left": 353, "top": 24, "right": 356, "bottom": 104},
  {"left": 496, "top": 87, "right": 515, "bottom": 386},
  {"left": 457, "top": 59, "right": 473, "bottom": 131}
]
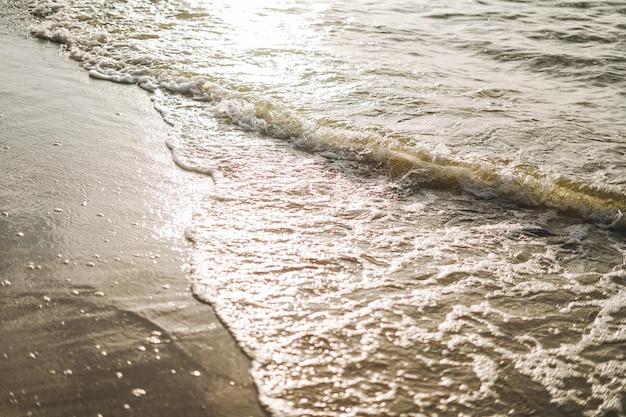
[{"left": 0, "top": 16, "right": 267, "bottom": 417}]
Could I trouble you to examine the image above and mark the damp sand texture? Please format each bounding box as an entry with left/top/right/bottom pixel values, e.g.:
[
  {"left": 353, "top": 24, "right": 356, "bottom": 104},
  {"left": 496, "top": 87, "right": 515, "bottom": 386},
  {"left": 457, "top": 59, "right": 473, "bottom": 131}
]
[{"left": 0, "top": 32, "right": 267, "bottom": 417}]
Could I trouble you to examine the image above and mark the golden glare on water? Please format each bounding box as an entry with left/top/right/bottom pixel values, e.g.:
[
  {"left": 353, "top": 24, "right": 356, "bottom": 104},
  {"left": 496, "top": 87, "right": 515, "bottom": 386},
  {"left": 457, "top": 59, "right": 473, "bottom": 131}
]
[
  {"left": 175, "top": 0, "right": 335, "bottom": 97},
  {"left": 191, "top": 0, "right": 317, "bottom": 50}
]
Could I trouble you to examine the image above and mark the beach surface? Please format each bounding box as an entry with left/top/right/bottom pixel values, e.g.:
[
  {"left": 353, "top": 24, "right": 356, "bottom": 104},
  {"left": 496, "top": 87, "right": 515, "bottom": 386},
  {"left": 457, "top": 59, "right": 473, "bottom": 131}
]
[{"left": 0, "top": 17, "right": 267, "bottom": 417}]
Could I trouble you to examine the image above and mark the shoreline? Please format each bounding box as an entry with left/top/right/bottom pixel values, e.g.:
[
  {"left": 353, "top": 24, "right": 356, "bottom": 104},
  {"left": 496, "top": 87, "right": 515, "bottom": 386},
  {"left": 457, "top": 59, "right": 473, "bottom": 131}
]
[{"left": 0, "top": 17, "right": 267, "bottom": 417}]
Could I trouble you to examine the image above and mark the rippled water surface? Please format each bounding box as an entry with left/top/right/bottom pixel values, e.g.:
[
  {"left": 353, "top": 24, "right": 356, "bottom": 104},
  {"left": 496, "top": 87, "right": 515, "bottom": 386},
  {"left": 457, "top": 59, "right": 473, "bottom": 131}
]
[{"left": 20, "top": 0, "right": 626, "bottom": 415}]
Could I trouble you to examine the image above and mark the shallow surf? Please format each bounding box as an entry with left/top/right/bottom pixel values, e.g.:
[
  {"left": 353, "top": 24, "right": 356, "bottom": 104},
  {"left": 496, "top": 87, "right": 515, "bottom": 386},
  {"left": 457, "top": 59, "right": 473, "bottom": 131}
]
[{"left": 13, "top": 0, "right": 626, "bottom": 415}]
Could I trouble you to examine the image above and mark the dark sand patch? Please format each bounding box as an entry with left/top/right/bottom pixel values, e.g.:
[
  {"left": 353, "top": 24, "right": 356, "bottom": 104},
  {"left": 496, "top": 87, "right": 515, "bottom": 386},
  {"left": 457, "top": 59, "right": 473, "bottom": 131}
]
[{"left": 1, "top": 290, "right": 266, "bottom": 417}]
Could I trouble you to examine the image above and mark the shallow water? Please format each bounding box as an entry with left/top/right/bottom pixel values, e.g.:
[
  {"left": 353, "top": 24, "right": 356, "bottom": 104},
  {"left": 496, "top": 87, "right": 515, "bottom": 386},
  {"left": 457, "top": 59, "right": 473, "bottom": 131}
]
[{"left": 16, "top": 0, "right": 626, "bottom": 415}]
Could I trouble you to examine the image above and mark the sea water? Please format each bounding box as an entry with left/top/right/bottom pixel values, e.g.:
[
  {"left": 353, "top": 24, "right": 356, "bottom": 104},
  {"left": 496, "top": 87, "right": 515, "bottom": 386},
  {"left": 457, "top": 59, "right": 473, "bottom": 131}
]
[{"left": 15, "top": 0, "right": 626, "bottom": 415}]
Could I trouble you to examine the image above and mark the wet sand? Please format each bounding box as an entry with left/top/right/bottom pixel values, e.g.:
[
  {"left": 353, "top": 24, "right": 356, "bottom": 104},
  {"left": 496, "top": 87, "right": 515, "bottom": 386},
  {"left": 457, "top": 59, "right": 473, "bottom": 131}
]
[{"left": 0, "top": 19, "right": 267, "bottom": 417}]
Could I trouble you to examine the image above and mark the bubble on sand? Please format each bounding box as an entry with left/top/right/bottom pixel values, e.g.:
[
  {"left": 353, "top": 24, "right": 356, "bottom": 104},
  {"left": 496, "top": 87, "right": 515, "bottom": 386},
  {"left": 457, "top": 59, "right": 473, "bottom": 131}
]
[
  {"left": 190, "top": 370, "right": 201, "bottom": 377},
  {"left": 148, "top": 331, "right": 162, "bottom": 344},
  {"left": 2, "top": 280, "right": 11, "bottom": 287},
  {"left": 131, "top": 388, "right": 146, "bottom": 397},
  {"left": 137, "top": 345, "right": 146, "bottom": 352},
  {"left": 116, "top": 371, "right": 123, "bottom": 379},
  {"left": 71, "top": 290, "right": 79, "bottom": 296},
  {"left": 86, "top": 262, "right": 96, "bottom": 267},
  {"left": 42, "top": 296, "right": 50, "bottom": 302},
  {"left": 16, "top": 232, "right": 24, "bottom": 237},
  {"left": 53, "top": 208, "right": 64, "bottom": 212},
  {"left": 94, "top": 291, "right": 105, "bottom": 297}
]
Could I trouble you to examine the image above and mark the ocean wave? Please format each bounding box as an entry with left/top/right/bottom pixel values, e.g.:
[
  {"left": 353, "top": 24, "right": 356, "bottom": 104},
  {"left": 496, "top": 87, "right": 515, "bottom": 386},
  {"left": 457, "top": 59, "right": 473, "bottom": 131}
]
[
  {"left": 28, "top": 41, "right": 626, "bottom": 229},
  {"left": 27, "top": 0, "right": 626, "bottom": 230},
  {"left": 157, "top": 74, "right": 626, "bottom": 229},
  {"left": 150, "top": 75, "right": 626, "bottom": 229}
]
